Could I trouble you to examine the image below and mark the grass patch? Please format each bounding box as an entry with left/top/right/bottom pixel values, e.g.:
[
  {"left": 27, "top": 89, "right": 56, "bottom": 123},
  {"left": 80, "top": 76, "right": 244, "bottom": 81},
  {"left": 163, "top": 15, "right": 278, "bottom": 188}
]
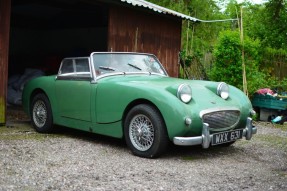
[
  {"left": 278, "top": 169, "right": 287, "bottom": 178},
  {"left": 256, "top": 121, "right": 287, "bottom": 131},
  {"left": 256, "top": 134, "right": 287, "bottom": 150},
  {"left": 273, "top": 123, "right": 287, "bottom": 131},
  {"left": 0, "top": 123, "right": 65, "bottom": 140}
]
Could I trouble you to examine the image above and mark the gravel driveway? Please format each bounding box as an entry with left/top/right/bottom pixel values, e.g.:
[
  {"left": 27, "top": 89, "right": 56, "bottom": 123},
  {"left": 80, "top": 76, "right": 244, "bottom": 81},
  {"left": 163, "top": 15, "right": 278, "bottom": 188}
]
[{"left": 0, "top": 120, "right": 287, "bottom": 191}]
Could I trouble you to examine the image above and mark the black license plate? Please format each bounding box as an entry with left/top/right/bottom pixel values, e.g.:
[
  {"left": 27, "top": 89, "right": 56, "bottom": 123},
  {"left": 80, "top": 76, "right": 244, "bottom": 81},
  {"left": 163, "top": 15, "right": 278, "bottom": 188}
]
[{"left": 212, "top": 129, "right": 243, "bottom": 145}]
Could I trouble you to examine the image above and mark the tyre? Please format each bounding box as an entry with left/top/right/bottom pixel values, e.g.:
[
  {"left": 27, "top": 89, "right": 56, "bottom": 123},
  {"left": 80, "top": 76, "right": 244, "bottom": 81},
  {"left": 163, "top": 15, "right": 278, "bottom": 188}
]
[
  {"left": 124, "top": 104, "right": 169, "bottom": 158},
  {"left": 30, "top": 93, "right": 54, "bottom": 133}
]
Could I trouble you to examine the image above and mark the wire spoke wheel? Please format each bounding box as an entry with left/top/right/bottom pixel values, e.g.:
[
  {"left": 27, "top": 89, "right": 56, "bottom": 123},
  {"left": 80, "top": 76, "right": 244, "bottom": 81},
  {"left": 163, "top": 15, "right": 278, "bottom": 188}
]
[
  {"left": 129, "top": 114, "right": 154, "bottom": 151},
  {"left": 32, "top": 100, "right": 47, "bottom": 128},
  {"left": 30, "top": 93, "right": 53, "bottom": 133}
]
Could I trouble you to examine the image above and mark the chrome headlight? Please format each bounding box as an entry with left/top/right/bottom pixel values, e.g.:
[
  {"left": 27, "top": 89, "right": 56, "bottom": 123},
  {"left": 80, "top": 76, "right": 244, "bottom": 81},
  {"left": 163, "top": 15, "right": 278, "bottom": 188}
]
[
  {"left": 217, "top": 82, "right": 229, "bottom": 100},
  {"left": 177, "top": 84, "right": 192, "bottom": 103}
]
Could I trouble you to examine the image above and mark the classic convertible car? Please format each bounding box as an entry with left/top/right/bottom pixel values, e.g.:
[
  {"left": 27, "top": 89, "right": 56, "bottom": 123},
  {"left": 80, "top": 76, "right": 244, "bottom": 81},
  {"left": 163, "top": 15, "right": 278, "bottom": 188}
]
[{"left": 22, "top": 52, "right": 257, "bottom": 158}]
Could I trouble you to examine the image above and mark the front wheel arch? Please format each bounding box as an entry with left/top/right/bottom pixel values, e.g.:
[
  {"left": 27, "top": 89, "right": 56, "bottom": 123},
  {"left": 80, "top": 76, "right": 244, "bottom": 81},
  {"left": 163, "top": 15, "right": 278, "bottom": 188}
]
[
  {"left": 29, "top": 89, "right": 47, "bottom": 115},
  {"left": 122, "top": 99, "right": 167, "bottom": 136}
]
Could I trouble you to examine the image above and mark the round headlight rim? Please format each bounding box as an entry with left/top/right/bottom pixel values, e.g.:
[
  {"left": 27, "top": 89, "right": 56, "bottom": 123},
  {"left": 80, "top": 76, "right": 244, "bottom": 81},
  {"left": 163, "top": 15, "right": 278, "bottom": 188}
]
[
  {"left": 177, "top": 84, "right": 192, "bottom": 103},
  {"left": 217, "top": 82, "right": 229, "bottom": 100}
]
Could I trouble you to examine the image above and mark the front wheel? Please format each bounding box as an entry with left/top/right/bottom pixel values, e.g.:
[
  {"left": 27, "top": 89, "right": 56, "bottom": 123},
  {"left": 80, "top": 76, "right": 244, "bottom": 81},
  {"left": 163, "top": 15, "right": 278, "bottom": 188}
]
[
  {"left": 30, "top": 93, "right": 54, "bottom": 133},
  {"left": 124, "top": 104, "right": 169, "bottom": 158}
]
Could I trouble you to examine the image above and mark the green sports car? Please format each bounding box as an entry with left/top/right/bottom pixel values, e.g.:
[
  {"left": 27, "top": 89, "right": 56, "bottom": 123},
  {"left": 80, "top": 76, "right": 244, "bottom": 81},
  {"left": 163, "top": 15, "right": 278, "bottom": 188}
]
[{"left": 22, "top": 52, "right": 257, "bottom": 158}]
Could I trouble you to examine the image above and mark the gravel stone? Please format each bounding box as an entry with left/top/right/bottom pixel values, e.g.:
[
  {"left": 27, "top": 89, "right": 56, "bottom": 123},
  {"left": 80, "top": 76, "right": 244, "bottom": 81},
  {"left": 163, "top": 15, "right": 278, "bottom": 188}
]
[{"left": 0, "top": 121, "right": 286, "bottom": 191}]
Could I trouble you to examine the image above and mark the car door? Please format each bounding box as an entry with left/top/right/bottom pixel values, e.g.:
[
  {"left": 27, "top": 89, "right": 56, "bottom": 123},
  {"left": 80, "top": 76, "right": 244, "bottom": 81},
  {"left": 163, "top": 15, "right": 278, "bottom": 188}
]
[{"left": 55, "top": 58, "right": 92, "bottom": 122}]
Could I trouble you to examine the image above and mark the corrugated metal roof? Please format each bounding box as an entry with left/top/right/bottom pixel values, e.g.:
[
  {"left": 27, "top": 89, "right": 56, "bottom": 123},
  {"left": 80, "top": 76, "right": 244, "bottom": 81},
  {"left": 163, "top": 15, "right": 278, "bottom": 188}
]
[
  {"left": 120, "top": 0, "right": 238, "bottom": 23},
  {"left": 120, "top": 0, "right": 200, "bottom": 22}
]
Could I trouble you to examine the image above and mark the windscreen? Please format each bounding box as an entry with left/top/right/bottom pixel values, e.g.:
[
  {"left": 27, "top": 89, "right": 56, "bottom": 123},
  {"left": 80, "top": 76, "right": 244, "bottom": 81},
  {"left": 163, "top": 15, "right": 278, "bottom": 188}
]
[{"left": 92, "top": 53, "right": 167, "bottom": 76}]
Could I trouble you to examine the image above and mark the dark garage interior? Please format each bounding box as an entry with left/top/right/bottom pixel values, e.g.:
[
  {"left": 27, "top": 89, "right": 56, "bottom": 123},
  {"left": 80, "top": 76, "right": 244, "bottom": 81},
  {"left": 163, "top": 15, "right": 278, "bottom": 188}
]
[
  {"left": 9, "top": 0, "right": 109, "bottom": 76},
  {"left": 7, "top": 0, "right": 110, "bottom": 107}
]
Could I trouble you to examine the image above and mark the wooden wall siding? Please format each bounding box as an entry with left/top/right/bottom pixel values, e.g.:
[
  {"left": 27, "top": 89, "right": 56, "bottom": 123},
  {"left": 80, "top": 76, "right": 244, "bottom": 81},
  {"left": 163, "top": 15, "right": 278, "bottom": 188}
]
[
  {"left": 108, "top": 6, "right": 182, "bottom": 77},
  {"left": 0, "top": 0, "right": 11, "bottom": 125}
]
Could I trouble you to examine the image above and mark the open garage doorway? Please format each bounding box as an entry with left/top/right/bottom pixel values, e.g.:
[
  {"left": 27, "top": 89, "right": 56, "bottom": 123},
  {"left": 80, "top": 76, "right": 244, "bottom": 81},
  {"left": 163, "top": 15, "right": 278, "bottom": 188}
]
[{"left": 8, "top": 0, "right": 108, "bottom": 106}]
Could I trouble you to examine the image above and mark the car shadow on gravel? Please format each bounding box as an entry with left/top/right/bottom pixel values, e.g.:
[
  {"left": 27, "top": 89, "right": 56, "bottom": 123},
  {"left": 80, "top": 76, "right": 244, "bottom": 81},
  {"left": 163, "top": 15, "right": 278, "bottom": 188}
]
[
  {"left": 57, "top": 126, "right": 245, "bottom": 160},
  {"left": 161, "top": 142, "right": 245, "bottom": 160},
  {"left": 53, "top": 125, "right": 128, "bottom": 149},
  {"left": 55, "top": 129, "right": 244, "bottom": 160}
]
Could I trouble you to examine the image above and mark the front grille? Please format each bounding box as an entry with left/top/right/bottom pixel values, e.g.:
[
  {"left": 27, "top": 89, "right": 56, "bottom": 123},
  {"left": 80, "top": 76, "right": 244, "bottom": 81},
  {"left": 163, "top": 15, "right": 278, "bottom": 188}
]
[{"left": 202, "top": 110, "right": 240, "bottom": 129}]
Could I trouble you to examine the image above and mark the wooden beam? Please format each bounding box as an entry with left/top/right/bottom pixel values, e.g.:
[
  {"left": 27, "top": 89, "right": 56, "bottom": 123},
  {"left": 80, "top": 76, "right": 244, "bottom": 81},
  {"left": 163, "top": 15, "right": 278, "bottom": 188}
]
[
  {"left": 0, "top": 0, "right": 11, "bottom": 125},
  {"left": 240, "top": 7, "right": 248, "bottom": 96}
]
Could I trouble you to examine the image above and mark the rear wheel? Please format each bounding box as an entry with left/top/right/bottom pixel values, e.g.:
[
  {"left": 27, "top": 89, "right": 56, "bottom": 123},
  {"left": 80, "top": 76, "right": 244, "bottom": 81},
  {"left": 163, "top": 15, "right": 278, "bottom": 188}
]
[
  {"left": 124, "top": 104, "right": 169, "bottom": 158},
  {"left": 30, "top": 93, "right": 53, "bottom": 133}
]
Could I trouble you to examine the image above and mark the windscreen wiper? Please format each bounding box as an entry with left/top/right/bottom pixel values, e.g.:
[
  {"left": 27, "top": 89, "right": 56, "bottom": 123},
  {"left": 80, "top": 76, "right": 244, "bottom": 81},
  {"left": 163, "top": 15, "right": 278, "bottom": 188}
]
[
  {"left": 99, "top": 66, "right": 116, "bottom": 71},
  {"left": 128, "top": 63, "right": 142, "bottom": 71}
]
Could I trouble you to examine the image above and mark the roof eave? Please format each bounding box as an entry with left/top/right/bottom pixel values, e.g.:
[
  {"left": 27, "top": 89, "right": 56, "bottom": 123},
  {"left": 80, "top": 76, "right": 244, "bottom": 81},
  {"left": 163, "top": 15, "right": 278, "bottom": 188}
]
[{"left": 120, "top": 0, "right": 200, "bottom": 22}]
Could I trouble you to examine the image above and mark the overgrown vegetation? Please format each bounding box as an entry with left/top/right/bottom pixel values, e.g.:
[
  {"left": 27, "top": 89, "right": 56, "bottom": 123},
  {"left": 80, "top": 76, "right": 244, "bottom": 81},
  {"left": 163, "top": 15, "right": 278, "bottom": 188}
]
[{"left": 149, "top": 0, "right": 287, "bottom": 96}]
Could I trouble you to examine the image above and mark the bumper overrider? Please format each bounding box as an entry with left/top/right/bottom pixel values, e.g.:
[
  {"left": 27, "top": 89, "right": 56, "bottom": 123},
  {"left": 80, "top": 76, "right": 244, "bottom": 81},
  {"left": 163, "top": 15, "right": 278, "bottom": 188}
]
[{"left": 173, "top": 117, "right": 257, "bottom": 148}]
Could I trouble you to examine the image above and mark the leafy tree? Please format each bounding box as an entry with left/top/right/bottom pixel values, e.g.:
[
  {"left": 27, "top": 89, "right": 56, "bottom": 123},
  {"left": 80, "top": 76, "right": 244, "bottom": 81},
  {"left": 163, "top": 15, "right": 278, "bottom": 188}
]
[
  {"left": 234, "top": 0, "right": 287, "bottom": 49},
  {"left": 263, "top": 0, "right": 287, "bottom": 49},
  {"left": 209, "top": 30, "right": 266, "bottom": 94}
]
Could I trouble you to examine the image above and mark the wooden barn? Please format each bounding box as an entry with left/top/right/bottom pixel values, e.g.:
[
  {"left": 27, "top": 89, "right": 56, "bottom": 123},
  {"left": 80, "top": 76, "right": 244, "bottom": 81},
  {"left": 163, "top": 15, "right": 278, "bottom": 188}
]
[{"left": 0, "top": 0, "right": 199, "bottom": 125}]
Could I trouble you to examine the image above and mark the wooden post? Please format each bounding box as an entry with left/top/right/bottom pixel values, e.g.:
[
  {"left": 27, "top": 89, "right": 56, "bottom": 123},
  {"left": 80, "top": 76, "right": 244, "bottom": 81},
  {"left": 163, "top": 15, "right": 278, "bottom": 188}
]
[
  {"left": 240, "top": 7, "right": 248, "bottom": 96},
  {"left": 186, "top": 19, "right": 190, "bottom": 56},
  {"left": 0, "top": 0, "right": 11, "bottom": 126},
  {"left": 134, "top": 27, "right": 138, "bottom": 52}
]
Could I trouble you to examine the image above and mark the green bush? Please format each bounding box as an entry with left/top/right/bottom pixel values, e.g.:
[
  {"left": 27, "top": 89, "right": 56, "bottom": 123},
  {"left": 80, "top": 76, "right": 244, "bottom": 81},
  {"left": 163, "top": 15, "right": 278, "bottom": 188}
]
[{"left": 209, "top": 30, "right": 266, "bottom": 95}]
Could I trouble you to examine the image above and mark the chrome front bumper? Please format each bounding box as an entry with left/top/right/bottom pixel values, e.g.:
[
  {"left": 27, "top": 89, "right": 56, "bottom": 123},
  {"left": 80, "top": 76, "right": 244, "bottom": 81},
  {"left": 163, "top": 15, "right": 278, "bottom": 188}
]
[{"left": 173, "top": 117, "right": 257, "bottom": 148}]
